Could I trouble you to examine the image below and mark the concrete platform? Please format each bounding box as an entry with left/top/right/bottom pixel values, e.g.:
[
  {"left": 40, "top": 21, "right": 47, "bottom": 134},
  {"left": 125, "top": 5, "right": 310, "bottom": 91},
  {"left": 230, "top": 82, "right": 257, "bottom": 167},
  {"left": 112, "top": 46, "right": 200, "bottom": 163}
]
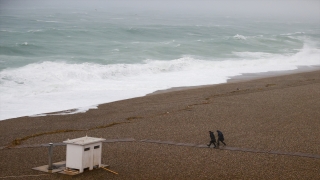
[
  {"left": 32, "top": 161, "right": 66, "bottom": 173},
  {"left": 33, "top": 161, "right": 109, "bottom": 176}
]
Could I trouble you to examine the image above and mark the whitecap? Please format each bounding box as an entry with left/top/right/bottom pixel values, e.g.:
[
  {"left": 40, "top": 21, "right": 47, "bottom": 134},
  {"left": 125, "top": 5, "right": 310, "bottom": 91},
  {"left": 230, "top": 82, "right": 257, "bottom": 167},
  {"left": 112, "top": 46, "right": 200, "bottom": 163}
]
[
  {"left": 35, "top": 20, "right": 57, "bottom": 23},
  {"left": 233, "top": 34, "right": 247, "bottom": 40},
  {"left": 15, "top": 42, "right": 28, "bottom": 46},
  {"left": 160, "top": 41, "right": 173, "bottom": 45},
  {"left": 281, "top": 32, "right": 305, "bottom": 36},
  {"left": 28, "top": 29, "right": 43, "bottom": 33},
  {"left": 187, "top": 33, "right": 202, "bottom": 36}
]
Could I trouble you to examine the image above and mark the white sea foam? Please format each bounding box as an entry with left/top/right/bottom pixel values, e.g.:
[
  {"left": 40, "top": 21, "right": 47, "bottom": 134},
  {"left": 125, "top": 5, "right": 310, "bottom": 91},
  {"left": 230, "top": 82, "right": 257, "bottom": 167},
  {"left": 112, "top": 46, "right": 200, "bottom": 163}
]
[
  {"left": 36, "top": 20, "right": 58, "bottom": 23},
  {"left": 0, "top": 43, "right": 319, "bottom": 120},
  {"left": 281, "top": 32, "right": 305, "bottom": 36},
  {"left": 187, "top": 33, "right": 202, "bottom": 36},
  {"left": 15, "top": 42, "right": 28, "bottom": 46},
  {"left": 160, "top": 40, "right": 175, "bottom": 45},
  {"left": 233, "top": 34, "right": 247, "bottom": 40},
  {"left": 233, "top": 52, "right": 274, "bottom": 59},
  {"left": 28, "top": 29, "right": 44, "bottom": 33},
  {"left": 30, "top": 105, "right": 98, "bottom": 117}
]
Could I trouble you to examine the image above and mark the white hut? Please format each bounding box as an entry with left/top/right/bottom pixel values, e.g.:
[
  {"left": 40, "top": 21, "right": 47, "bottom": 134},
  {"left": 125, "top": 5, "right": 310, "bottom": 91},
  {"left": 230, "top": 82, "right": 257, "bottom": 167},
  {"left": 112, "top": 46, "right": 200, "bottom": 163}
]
[{"left": 63, "top": 136, "right": 106, "bottom": 173}]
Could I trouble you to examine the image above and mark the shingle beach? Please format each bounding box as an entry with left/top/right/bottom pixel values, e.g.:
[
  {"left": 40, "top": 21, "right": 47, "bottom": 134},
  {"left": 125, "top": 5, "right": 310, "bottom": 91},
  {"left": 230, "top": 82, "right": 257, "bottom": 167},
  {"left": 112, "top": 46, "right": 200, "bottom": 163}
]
[{"left": 0, "top": 69, "right": 319, "bottom": 179}]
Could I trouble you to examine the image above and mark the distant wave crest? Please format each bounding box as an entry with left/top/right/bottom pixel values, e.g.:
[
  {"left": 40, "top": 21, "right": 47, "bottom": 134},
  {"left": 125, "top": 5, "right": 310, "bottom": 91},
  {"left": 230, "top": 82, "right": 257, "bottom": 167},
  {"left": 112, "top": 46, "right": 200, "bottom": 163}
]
[{"left": 233, "top": 34, "right": 247, "bottom": 40}]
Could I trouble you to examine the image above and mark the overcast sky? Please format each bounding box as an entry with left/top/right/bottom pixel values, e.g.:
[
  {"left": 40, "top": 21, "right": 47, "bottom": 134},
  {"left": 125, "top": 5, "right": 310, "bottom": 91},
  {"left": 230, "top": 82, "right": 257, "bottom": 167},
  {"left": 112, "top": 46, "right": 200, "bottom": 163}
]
[{"left": 1, "top": 0, "right": 319, "bottom": 20}]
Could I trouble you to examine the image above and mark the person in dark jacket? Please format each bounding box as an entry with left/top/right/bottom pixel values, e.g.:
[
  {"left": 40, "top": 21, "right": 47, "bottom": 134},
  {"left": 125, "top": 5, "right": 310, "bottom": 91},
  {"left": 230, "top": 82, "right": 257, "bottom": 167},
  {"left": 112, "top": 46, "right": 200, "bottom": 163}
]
[
  {"left": 207, "top": 131, "right": 217, "bottom": 148},
  {"left": 217, "top": 130, "right": 226, "bottom": 146}
]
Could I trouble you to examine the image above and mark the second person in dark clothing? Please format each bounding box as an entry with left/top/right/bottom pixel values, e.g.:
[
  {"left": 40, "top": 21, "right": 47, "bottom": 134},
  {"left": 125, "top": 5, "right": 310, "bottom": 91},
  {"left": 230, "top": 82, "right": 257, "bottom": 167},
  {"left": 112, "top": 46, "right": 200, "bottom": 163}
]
[{"left": 217, "top": 130, "right": 226, "bottom": 146}]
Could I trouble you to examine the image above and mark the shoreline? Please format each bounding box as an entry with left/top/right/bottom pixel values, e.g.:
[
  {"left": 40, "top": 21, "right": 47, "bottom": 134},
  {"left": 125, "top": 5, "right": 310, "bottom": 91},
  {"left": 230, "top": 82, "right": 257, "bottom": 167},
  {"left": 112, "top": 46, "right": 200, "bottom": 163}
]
[
  {"left": 227, "top": 65, "right": 320, "bottom": 83},
  {"left": 149, "top": 65, "right": 320, "bottom": 95}
]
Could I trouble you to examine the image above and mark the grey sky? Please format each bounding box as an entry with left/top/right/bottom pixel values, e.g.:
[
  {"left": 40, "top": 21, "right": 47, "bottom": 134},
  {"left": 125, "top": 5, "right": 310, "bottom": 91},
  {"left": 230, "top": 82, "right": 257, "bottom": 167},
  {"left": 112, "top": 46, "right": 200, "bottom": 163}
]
[{"left": 1, "top": 0, "right": 319, "bottom": 20}]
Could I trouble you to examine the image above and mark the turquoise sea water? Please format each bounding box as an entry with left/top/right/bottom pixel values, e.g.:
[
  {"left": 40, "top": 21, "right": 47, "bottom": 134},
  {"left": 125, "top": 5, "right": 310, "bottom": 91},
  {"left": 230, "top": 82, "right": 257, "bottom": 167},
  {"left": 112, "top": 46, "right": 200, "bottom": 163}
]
[{"left": 1, "top": 2, "right": 319, "bottom": 120}]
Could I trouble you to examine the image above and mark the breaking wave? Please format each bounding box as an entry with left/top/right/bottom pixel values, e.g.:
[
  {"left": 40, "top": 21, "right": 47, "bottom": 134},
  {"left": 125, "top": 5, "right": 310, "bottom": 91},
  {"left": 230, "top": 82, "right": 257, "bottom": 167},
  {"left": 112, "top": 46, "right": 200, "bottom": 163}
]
[{"left": 0, "top": 43, "right": 319, "bottom": 120}]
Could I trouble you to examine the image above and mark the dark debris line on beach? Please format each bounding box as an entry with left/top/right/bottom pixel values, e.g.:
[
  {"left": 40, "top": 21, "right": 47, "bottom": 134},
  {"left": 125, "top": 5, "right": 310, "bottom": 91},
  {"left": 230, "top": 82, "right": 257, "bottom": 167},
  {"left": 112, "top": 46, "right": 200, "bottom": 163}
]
[
  {"left": 1, "top": 139, "right": 319, "bottom": 159},
  {"left": 7, "top": 121, "right": 132, "bottom": 147}
]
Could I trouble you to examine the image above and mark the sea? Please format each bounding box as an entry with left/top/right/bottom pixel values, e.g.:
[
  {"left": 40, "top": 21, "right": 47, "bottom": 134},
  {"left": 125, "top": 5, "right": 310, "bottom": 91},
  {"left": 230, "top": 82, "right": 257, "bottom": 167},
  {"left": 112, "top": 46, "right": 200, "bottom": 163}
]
[{"left": 1, "top": 1, "right": 320, "bottom": 120}]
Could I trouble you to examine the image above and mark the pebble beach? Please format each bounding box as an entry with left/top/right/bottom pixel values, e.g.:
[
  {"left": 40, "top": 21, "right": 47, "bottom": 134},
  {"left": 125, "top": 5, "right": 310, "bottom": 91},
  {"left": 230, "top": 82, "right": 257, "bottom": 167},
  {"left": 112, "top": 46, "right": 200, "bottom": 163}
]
[{"left": 0, "top": 69, "right": 320, "bottom": 179}]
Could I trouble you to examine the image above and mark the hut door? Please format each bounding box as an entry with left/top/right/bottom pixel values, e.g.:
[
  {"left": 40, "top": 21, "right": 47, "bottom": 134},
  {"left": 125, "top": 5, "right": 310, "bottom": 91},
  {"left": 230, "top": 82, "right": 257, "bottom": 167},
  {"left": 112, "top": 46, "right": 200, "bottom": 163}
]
[
  {"left": 83, "top": 147, "right": 93, "bottom": 170},
  {"left": 93, "top": 145, "right": 101, "bottom": 166}
]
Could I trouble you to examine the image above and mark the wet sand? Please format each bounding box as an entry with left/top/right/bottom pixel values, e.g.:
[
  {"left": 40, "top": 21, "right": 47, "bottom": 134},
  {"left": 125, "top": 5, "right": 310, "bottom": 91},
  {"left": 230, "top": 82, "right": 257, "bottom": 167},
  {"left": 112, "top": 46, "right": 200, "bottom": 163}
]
[{"left": 0, "top": 68, "right": 319, "bottom": 179}]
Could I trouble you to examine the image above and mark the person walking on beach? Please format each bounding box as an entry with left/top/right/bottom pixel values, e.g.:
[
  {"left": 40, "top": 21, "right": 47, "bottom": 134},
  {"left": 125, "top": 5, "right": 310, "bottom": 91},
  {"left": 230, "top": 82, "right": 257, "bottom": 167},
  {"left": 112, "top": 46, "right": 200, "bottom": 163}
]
[
  {"left": 207, "top": 131, "right": 217, "bottom": 148},
  {"left": 217, "top": 130, "right": 226, "bottom": 146}
]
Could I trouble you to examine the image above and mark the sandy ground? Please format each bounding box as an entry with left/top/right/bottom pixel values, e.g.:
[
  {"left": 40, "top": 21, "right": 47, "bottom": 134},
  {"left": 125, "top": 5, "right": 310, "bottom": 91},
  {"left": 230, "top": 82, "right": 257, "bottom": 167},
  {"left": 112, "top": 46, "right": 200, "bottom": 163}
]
[{"left": 0, "top": 69, "right": 319, "bottom": 179}]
